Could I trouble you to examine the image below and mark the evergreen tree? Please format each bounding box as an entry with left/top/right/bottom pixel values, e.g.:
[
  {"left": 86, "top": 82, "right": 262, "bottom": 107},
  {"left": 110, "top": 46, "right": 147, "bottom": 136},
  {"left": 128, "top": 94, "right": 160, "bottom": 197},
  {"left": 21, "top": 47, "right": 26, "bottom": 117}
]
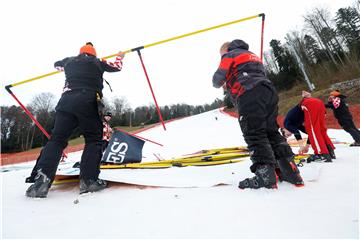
[
  {"left": 270, "top": 40, "right": 289, "bottom": 72},
  {"left": 335, "top": 7, "right": 360, "bottom": 52},
  {"left": 303, "top": 34, "right": 327, "bottom": 64},
  {"left": 269, "top": 39, "right": 300, "bottom": 90}
]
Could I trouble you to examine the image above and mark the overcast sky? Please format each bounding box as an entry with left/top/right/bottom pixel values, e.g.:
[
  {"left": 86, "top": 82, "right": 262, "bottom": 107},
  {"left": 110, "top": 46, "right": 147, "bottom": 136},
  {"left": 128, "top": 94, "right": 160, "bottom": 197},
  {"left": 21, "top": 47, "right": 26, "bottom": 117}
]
[{"left": 0, "top": 0, "right": 357, "bottom": 109}]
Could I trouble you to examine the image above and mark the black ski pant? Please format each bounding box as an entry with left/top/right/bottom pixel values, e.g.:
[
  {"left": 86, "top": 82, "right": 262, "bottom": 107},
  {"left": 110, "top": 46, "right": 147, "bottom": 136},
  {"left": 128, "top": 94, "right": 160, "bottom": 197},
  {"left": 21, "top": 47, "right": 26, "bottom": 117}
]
[
  {"left": 102, "top": 140, "right": 109, "bottom": 152},
  {"left": 339, "top": 118, "right": 360, "bottom": 143},
  {"left": 236, "top": 82, "right": 294, "bottom": 173},
  {"left": 32, "top": 90, "right": 103, "bottom": 182}
]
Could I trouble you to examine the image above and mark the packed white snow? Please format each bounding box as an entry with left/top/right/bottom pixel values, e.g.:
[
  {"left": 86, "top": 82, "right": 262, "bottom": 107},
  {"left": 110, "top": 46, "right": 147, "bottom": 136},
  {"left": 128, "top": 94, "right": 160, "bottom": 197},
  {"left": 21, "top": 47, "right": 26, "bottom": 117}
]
[{"left": 1, "top": 109, "right": 359, "bottom": 238}]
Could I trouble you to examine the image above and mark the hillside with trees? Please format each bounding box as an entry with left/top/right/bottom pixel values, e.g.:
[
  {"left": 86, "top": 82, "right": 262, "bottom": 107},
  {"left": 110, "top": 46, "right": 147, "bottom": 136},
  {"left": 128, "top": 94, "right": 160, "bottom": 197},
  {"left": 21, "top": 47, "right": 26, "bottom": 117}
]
[
  {"left": 1, "top": 96, "right": 223, "bottom": 153},
  {"left": 265, "top": 2, "right": 360, "bottom": 114}
]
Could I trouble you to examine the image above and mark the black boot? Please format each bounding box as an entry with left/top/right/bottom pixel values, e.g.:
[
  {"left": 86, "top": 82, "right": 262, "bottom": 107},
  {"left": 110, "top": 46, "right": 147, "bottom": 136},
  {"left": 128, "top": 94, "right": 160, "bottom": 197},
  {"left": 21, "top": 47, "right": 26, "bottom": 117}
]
[
  {"left": 80, "top": 179, "right": 107, "bottom": 194},
  {"left": 239, "top": 164, "right": 277, "bottom": 189},
  {"left": 350, "top": 142, "right": 360, "bottom": 147},
  {"left": 307, "top": 154, "right": 332, "bottom": 163},
  {"left": 276, "top": 156, "right": 304, "bottom": 186},
  {"left": 306, "top": 154, "right": 319, "bottom": 163},
  {"left": 320, "top": 154, "right": 332, "bottom": 162},
  {"left": 25, "top": 170, "right": 51, "bottom": 198},
  {"left": 326, "top": 144, "right": 336, "bottom": 159}
]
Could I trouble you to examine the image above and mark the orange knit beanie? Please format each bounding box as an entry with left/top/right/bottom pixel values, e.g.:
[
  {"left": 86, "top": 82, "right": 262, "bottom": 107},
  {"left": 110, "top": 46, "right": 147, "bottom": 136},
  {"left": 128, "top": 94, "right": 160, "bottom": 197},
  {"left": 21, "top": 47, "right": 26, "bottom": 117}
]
[
  {"left": 79, "top": 42, "right": 97, "bottom": 56},
  {"left": 330, "top": 90, "right": 341, "bottom": 97}
]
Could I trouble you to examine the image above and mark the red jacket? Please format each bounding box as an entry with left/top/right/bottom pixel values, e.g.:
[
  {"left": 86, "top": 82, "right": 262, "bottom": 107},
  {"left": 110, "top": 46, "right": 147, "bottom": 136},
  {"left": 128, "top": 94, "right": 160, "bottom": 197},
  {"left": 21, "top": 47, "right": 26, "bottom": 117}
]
[{"left": 300, "top": 97, "right": 334, "bottom": 154}]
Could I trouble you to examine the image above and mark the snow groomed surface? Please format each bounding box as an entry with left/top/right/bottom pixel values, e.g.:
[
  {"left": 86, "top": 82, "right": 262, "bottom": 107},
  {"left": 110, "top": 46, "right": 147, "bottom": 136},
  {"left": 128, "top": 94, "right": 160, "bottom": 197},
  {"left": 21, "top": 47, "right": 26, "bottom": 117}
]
[{"left": 1, "top": 109, "right": 359, "bottom": 238}]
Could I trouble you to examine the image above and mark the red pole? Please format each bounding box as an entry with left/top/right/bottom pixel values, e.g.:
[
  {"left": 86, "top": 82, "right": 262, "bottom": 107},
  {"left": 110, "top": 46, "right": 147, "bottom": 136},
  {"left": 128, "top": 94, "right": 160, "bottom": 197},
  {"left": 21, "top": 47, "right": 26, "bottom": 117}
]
[
  {"left": 5, "top": 85, "right": 68, "bottom": 158},
  {"left": 6, "top": 87, "right": 50, "bottom": 138},
  {"left": 114, "top": 127, "right": 163, "bottom": 147},
  {"left": 260, "top": 13, "right": 265, "bottom": 62},
  {"left": 136, "top": 50, "right": 167, "bottom": 131}
]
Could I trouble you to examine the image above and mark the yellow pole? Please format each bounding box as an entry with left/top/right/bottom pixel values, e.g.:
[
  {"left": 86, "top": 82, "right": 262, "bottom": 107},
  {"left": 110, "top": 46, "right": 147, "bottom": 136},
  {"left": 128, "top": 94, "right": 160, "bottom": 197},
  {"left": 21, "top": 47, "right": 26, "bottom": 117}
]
[
  {"left": 11, "top": 71, "right": 60, "bottom": 87},
  {"left": 7, "top": 13, "right": 263, "bottom": 88},
  {"left": 142, "top": 14, "right": 259, "bottom": 49}
]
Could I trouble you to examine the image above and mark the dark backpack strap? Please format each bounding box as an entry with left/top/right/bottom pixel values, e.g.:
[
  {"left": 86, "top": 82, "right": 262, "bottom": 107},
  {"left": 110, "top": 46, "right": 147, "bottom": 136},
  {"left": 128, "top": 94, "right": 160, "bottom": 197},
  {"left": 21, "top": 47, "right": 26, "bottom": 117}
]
[{"left": 103, "top": 78, "right": 113, "bottom": 92}]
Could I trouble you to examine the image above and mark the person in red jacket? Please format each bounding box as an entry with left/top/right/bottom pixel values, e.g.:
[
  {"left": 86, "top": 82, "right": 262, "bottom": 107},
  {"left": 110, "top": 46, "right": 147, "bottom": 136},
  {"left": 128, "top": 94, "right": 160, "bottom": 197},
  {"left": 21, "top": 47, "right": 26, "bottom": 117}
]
[
  {"left": 213, "top": 39, "right": 303, "bottom": 189},
  {"left": 300, "top": 91, "right": 335, "bottom": 162}
]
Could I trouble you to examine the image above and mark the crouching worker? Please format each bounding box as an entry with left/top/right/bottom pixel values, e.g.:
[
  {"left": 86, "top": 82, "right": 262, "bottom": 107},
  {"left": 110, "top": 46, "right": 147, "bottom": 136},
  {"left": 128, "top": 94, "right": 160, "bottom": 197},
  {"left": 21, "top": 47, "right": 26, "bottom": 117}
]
[
  {"left": 25, "top": 43, "right": 125, "bottom": 198},
  {"left": 281, "top": 104, "right": 311, "bottom": 152},
  {"left": 326, "top": 90, "right": 360, "bottom": 147},
  {"left": 300, "top": 91, "right": 335, "bottom": 162},
  {"left": 212, "top": 39, "right": 303, "bottom": 189}
]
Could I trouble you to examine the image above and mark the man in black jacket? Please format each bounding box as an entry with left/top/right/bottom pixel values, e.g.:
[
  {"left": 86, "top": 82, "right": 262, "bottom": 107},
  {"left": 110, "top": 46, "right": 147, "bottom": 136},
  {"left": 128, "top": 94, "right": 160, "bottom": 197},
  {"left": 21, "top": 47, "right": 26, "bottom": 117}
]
[
  {"left": 282, "top": 105, "right": 310, "bottom": 151},
  {"left": 213, "top": 39, "right": 303, "bottom": 189},
  {"left": 26, "top": 42, "right": 125, "bottom": 198},
  {"left": 326, "top": 90, "right": 360, "bottom": 146}
]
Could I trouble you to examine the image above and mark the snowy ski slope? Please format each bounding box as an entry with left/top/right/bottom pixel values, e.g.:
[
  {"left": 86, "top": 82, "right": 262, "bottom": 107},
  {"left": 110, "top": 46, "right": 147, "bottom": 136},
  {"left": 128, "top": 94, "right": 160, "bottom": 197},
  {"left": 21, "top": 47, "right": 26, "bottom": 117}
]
[{"left": 1, "top": 109, "right": 359, "bottom": 238}]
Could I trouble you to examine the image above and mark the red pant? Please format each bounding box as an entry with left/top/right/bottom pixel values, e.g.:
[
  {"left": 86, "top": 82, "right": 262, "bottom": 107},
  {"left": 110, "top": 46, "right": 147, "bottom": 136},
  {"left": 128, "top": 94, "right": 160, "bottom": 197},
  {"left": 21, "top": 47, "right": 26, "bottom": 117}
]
[{"left": 301, "top": 98, "right": 334, "bottom": 154}]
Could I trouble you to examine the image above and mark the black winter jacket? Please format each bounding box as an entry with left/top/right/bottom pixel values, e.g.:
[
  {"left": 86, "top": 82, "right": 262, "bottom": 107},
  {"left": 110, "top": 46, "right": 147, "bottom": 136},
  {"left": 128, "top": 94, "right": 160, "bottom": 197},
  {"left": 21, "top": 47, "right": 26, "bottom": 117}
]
[
  {"left": 325, "top": 94, "right": 353, "bottom": 123},
  {"left": 55, "top": 53, "right": 122, "bottom": 95},
  {"left": 284, "top": 105, "right": 307, "bottom": 141}
]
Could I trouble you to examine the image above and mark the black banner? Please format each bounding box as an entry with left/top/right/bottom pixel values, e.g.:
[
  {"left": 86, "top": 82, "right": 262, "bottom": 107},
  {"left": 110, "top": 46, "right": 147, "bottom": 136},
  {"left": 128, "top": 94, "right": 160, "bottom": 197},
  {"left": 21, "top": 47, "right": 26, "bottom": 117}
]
[{"left": 101, "top": 130, "right": 145, "bottom": 164}]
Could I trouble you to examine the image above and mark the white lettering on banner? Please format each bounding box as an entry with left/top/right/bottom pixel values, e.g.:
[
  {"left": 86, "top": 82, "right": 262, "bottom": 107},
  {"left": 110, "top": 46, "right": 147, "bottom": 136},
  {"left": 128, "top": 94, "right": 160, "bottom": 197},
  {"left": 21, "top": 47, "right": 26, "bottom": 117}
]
[{"left": 105, "top": 141, "right": 129, "bottom": 163}]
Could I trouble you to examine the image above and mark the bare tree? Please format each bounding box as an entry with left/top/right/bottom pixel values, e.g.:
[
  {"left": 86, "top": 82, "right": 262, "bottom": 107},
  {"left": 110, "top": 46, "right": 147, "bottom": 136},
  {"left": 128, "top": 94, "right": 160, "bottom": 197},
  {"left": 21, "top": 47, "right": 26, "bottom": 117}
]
[
  {"left": 304, "top": 10, "right": 340, "bottom": 66},
  {"left": 110, "top": 97, "right": 130, "bottom": 126},
  {"left": 28, "top": 92, "right": 56, "bottom": 115},
  {"left": 26, "top": 92, "right": 56, "bottom": 149},
  {"left": 314, "top": 7, "right": 350, "bottom": 64},
  {"left": 111, "top": 97, "right": 129, "bottom": 115}
]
